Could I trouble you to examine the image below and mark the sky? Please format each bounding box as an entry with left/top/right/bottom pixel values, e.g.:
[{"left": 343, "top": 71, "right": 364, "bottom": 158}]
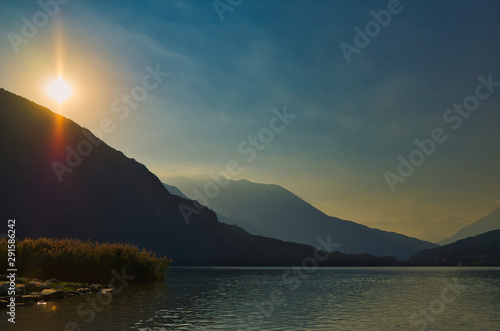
[{"left": 1, "top": 0, "right": 499, "bottom": 225}]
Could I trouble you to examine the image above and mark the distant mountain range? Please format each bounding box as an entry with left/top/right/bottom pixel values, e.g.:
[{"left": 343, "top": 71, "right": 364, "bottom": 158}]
[
  {"left": 8, "top": 88, "right": 497, "bottom": 267},
  {"left": 438, "top": 208, "right": 500, "bottom": 245},
  {"left": 163, "top": 183, "right": 267, "bottom": 236},
  {"left": 164, "top": 176, "right": 438, "bottom": 260},
  {"left": 0, "top": 88, "right": 389, "bottom": 266},
  {"left": 364, "top": 216, "right": 471, "bottom": 243},
  {"left": 410, "top": 230, "right": 500, "bottom": 266}
]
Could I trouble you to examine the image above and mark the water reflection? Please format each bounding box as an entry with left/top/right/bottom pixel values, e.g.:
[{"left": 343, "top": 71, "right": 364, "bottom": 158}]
[{"left": 2, "top": 267, "right": 500, "bottom": 330}]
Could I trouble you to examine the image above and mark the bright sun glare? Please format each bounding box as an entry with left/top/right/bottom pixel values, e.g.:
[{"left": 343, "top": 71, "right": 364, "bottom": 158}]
[{"left": 47, "top": 77, "right": 72, "bottom": 103}]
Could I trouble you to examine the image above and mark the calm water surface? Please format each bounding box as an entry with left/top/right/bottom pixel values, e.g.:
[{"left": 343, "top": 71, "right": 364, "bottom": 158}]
[{"left": 3, "top": 267, "right": 500, "bottom": 330}]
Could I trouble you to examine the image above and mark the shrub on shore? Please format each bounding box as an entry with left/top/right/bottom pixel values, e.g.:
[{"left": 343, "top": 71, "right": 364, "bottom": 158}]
[{"left": 0, "top": 237, "right": 171, "bottom": 283}]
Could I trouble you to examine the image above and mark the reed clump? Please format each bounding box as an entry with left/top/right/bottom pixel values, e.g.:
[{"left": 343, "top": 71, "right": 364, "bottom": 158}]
[{"left": 0, "top": 237, "right": 171, "bottom": 283}]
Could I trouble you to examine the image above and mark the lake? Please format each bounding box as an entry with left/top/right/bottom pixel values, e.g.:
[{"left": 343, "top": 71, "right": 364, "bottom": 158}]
[{"left": 3, "top": 267, "right": 500, "bottom": 330}]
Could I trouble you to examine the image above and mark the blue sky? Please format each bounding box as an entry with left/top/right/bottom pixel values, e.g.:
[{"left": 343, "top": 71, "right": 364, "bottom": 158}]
[{"left": 1, "top": 0, "right": 499, "bottom": 224}]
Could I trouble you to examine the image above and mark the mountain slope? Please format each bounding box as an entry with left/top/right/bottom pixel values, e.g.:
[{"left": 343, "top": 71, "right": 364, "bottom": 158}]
[
  {"left": 439, "top": 208, "right": 500, "bottom": 245},
  {"left": 163, "top": 183, "right": 189, "bottom": 199},
  {"left": 410, "top": 230, "right": 500, "bottom": 266},
  {"left": 165, "top": 177, "right": 438, "bottom": 260},
  {"left": 163, "top": 183, "right": 265, "bottom": 236},
  {"left": 216, "top": 213, "right": 267, "bottom": 237},
  {"left": 365, "top": 216, "right": 471, "bottom": 243},
  {"left": 0, "top": 88, "right": 384, "bottom": 266}
]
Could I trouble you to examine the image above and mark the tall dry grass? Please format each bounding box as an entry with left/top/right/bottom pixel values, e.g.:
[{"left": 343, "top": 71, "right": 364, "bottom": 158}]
[{"left": 0, "top": 237, "right": 171, "bottom": 283}]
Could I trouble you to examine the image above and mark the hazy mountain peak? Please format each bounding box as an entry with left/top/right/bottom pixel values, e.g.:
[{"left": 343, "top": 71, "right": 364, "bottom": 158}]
[
  {"left": 2, "top": 89, "right": 391, "bottom": 266},
  {"left": 165, "top": 176, "right": 437, "bottom": 259},
  {"left": 439, "top": 208, "right": 500, "bottom": 245}
]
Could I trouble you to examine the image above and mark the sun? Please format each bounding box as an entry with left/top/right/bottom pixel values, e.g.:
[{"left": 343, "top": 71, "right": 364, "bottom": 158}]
[{"left": 47, "top": 77, "right": 72, "bottom": 103}]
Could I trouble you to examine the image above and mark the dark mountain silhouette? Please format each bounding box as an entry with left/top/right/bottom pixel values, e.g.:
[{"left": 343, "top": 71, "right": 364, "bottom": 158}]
[
  {"left": 0, "top": 88, "right": 386, "bottom": 266},
  {"left": 164, "top": 176, "right": 438, "bottom": 260},
  {"left": 216, "top": 212, "right": 267, "bottom": 237},
  {"left": 164, "top": 182, "right": 266, "bottom": 236},
  {"left": 410, "top": 230, "right": 500, "bottom": 266},
  {"left": 438, "top": 208, "right": 500, "bottom": 245}
]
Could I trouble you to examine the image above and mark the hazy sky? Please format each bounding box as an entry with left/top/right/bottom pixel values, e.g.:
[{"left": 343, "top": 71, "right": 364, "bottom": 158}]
[{"left": 1, "top": 0, "right": 499, "bottom": 224}]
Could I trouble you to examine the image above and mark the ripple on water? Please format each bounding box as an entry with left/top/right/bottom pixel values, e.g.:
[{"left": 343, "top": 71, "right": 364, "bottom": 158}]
[{"left": 4, "top": 267, "right": 500, "bottom": 330}]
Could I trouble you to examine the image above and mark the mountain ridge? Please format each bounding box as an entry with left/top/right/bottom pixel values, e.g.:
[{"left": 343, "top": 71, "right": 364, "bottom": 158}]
[
  {"left": 410, "top": 230, "right": 500, "bottom": 266},
  {"left": 165, "top": 176, "right": 438, "bottom": 259},
  {"left": 438, "top": 208, "right": 500, "bottom": 245},
  {"left": 364, "top": 216, "right": 471, "bottom": 243},
  {"left": 0, "top": 88, "right": 388, "bottom": 266}
]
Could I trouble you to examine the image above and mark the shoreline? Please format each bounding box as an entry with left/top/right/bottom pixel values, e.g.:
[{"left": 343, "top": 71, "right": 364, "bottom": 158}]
[{"left": 0, "top": 276, "right": 115, "bottom": 309}]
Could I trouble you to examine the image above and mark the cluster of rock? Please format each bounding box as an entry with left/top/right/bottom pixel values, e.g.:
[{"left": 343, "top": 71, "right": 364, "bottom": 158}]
[{"left": 0, "top": 276, "right": 115, "bottom": 308}]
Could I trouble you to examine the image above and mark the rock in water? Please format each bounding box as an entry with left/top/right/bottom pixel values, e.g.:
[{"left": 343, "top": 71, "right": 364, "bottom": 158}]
[
  {"left": 22, "top": 294, "right": 43, "bottom": 303},
  {"left": 41, "top": 289, "right": 66, "bottom": 301},
  {"left": 25, "top": 281, "right": 51, "bottom": 292}
]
